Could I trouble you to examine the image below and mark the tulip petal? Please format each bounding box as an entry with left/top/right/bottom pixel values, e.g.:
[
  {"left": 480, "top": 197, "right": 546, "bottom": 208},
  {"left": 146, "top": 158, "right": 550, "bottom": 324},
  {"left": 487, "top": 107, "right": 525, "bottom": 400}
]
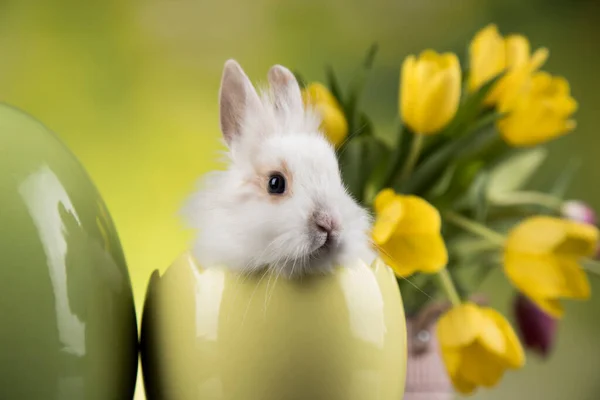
[
  {"left": 303, "top": 82, "right": 338, "bottom": 106},
  {"left": 530, "top": 297, "right": 564, "bottom": 319},
  {"left": 401, "top": 50, "right": 461, "bottom": 134},
  {"left": 411, "top": 53, "right": 439, "bottom": 131},
  {"left": 373, "top": 188, "right": 396, "bottom": 214},
  {"left": 474, "top": 309, "right": 506, "bottom": 356},
  {"left": 420, "top": 49, "right": 443, "bottom": 62},
  {"left": 450, "top": 373, "right": 477, "bottom": 395},
  {"left": 556, "top": 258, "right": 591, "bottom": 299},
  {"left": 395, "top": 195, "right": 442, "bottom": 233},
  {"left": 371, "top": 199, "right": 404, "bottom": 245},
  {"left": 504, "top": 253, "right": 573, "bottom": 299},
  {"left": 416, "top": 55, "right": 461, "bottom": 134},
  {"left": 316, "top": 102, "right": 348, "bottom": 147},
  {"left": 505, "top": 35, "right": 530, "bottom": 68},
  {"left": 460, "top": 342, "right": 507, "bottom": 388},
  {"left": 378, "top": 232, "right": 447, "bottom": 276},
  {"left": 438, "top": 303, "right": 526, "bottom": 394},
  {"left": 482, "top": 308, "right": 525, "bottom": 368},
  {"left": 505, "top": 216, "right": 569, "bottom": 255},
  {"left": 497, "top": 66, "right": 577, "bottom": 147},
  {"left": 530, "top": 47, "right": 549, "bottom": 71},
  {"left": 437, "top": 302, "right": 482, "bottom": 348},
  {"left": 469, "top": 24, "right": 506, "bottom": 93},
  {"left": 400, "top": 55, "right": 418, "bottom": 129},
  {"left": 439, "top": 346, "right": 462, "bottom": 377},
  {"left": 440, "top": 348, "right": 477, "bottom": 394},
  {"left": 531, "top": 71, "right": 553, "bottom": 89},
  {"left": 379, "top": 251, "right": 417, "bottom": 277},
  {"left": 504, "top": 253, "right": 590, "bottom": 319},
  {"left": 372, "top": 190, "right": 448, "bottom": 277},
  {"left": 555, "top": 220, "right": 599, "bottom": 257},
  {"left": 504, "top": 216, "right": 595, "bottom": 309},
  {"left": 302, "top": 83, "right": 348, "bottom": 147}
]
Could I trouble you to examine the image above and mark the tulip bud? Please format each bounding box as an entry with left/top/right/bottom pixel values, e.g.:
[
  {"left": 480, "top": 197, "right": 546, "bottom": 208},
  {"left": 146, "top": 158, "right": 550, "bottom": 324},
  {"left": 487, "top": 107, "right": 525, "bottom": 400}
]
[
  {"left": 302, "top": 83, "right": 348, "bottom": 148},
  {"left": 468, "top": 24, "right": 548, "bottom": 106},
  {"left": 400, "top": 50, "right": 461, "bottom": 135},
  {"left": 513, "top": 293, "right": 557, "bottom": 357},
  {"left": 561, "top": 200, "right": 597, "bottom": 226}
]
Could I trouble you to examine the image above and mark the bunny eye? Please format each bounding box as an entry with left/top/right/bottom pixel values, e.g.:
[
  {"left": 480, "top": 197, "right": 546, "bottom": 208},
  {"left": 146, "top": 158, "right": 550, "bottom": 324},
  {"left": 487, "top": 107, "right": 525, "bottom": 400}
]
[{"left": 267, "top": 173, "right": 286, "bottom": 195}]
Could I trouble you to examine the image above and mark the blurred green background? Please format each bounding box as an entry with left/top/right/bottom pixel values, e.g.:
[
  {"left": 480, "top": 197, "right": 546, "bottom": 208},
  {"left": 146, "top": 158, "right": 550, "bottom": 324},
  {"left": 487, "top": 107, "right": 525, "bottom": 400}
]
[{"left": 1, "top": 0, "right": 599, "bottom": 398}]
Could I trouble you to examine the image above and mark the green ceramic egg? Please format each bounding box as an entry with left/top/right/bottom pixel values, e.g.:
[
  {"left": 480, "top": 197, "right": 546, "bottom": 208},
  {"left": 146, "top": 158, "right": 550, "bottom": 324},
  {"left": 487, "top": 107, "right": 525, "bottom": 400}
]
[
  {"left": 0, "top": 104, "right": 138, "bottom": 399},
  {"left": 141, "top": 253, "right": 407, "bottom": 400}
]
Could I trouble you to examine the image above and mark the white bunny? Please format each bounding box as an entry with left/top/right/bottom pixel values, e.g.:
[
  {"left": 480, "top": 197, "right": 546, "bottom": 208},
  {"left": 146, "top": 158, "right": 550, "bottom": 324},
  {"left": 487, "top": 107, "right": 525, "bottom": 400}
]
[{"left": 182, "top": 59, "right": 376, "bottom": 278}]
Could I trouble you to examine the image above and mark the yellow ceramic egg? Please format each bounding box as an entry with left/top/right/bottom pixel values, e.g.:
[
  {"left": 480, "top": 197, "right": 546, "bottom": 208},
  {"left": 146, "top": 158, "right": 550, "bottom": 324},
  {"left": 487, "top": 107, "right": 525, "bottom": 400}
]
[{"left": 140, "top": 253, "right": 406, "bottom": 400}]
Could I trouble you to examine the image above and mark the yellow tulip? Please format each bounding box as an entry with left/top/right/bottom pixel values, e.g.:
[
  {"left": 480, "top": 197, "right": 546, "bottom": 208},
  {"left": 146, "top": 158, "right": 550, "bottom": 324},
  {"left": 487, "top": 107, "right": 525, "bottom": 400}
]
[
  {"left": 437, "top": 302, "right": 525, "bottom": 395},
  {"left": 503, "top": 216, "right": 598, "bottom": 318},
  {"left": 469, "top": 24, "right": 548, "bottom": 106},
  {"left": 497, "top": 72, "right": 578, "bottom": 147},
  {"left": 400, "top": 50, "right": 461, "bottom": 135},
  {"left": 302, "top": 82, "right": 348, "bottom": 147},
  {"left": 468, "top": 24, "right": 505, "bottom": 94},
  {"left": 371, "top": 188, "right": 447, "bottom": 277}
]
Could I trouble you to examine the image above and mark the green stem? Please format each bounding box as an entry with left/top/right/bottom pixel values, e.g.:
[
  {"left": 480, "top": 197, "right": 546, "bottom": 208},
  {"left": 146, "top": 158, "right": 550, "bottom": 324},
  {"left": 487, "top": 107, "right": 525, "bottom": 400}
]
[
  {"left": 452, "top": 239, "right": 501, "bottom": 254},
  {"left": 438, "top": 268, "right": 462, "bottom": 307},
  {"left": 491, "top": 191, "right": 564, "bottom": 211},
  {"left": 445, "top": 211, "right": 506, "bottom": 246},
  {"left": 400, "top": 133, "right": 425, "bottom": 182}
]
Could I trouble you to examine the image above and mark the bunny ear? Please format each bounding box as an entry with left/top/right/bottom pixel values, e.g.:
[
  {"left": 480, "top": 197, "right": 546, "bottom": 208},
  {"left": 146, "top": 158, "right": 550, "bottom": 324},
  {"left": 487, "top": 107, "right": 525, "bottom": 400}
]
[
  {"left": 268, "top": 65, "right": 304, "bottom": 115},
  {"left": 219, "top": 59, "right": 262, "bottom": 147}
]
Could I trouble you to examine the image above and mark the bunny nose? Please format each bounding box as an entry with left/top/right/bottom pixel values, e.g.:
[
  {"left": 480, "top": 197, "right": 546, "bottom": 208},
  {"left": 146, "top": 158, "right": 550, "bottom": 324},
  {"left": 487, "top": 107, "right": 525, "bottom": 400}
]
[
  {"left": 316, "top": 218, "right": 333, "bottom": 235},
  {"left": 313, "top": 211, "right": 338, "bottom": 239}
]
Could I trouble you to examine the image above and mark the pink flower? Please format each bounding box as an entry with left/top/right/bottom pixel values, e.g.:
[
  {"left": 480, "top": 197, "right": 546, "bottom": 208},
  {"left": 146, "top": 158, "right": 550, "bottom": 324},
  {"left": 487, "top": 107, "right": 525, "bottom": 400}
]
[{"left": 561, "top": 200, "right": 597, "bottom": 225}]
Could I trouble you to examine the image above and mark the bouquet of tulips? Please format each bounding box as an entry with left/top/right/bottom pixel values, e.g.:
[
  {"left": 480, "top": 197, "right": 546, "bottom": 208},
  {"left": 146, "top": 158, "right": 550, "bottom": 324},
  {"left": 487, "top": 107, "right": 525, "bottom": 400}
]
[{"left": 295, "top": 24, "right": 600, "bottom": 395}]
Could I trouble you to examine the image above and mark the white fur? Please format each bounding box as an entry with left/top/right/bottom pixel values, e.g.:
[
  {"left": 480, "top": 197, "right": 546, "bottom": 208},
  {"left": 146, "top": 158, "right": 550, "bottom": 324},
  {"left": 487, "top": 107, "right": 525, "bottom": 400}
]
[{"left": 181, "top": 61, "right": 375, "bottom": 278}]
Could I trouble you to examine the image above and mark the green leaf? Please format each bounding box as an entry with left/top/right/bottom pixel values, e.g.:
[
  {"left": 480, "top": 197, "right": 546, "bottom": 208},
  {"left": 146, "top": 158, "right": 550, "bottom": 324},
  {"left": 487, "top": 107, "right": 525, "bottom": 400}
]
[
  {"left": 338, "top": 139, "right": 363, "bottom": 201},
  {"left": 293, "top": 70, "right": 307, "bottom": 89},
  {"left": 383, "top": 123, "right": 413, "bottom": 190},
  {"left": 440, "top": 72, "right": 505, "bottom": 138},
  {"left": 418, "top": 133, "right": 452, "bottom": 162},
  {"left": 336, "top": 111, "right": 375, "bottom": 159},
  {"left": 472, "top": 170, "right": 492, "bottom": 222},
  {"left": 485, "top": 147, "right": 548, "bottom": 202},
  {"left": 338, "top": 134, "right": 389, "bottom": 203},
  {"left": 344, "top": 43, "right": 379, "bottom": 136},
  {"left": 450, "top": 163, "right": 489, "bottom": 213},
  {"left": 356, "top": 111, "right": 375, "bottom": 137},
  {"left": 402, "top": 121, "right": 498, "bottom": 195},
  {"left": 362, "top": 42, "right": 379, "bottom": 69},
  {"left": 548, "top": 157, "right": 582, "bottom": 198},
  {"left": 427, "top": 163, "right": 458, "bottom": 198},
  {"left": 432, "top": 158, "right": 489, "bottom": 215},
  {"left": 364, "top": 145, "right": 392, "bottom": 206},
  {"left": 325, "top": 65, "right": 344, "bottom": 105},
  {"left": 403, "top": 111, "right": 504, "bottom": 197}
]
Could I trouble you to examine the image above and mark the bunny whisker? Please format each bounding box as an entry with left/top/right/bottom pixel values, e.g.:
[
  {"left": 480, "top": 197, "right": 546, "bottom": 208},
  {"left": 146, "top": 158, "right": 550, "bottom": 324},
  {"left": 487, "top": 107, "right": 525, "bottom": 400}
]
[
  {"left": 336, "top": 122, "right": 368, "bottom": 157},
  {"left": 241, "top": 267, "right": 271, "bottom": 327}
]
